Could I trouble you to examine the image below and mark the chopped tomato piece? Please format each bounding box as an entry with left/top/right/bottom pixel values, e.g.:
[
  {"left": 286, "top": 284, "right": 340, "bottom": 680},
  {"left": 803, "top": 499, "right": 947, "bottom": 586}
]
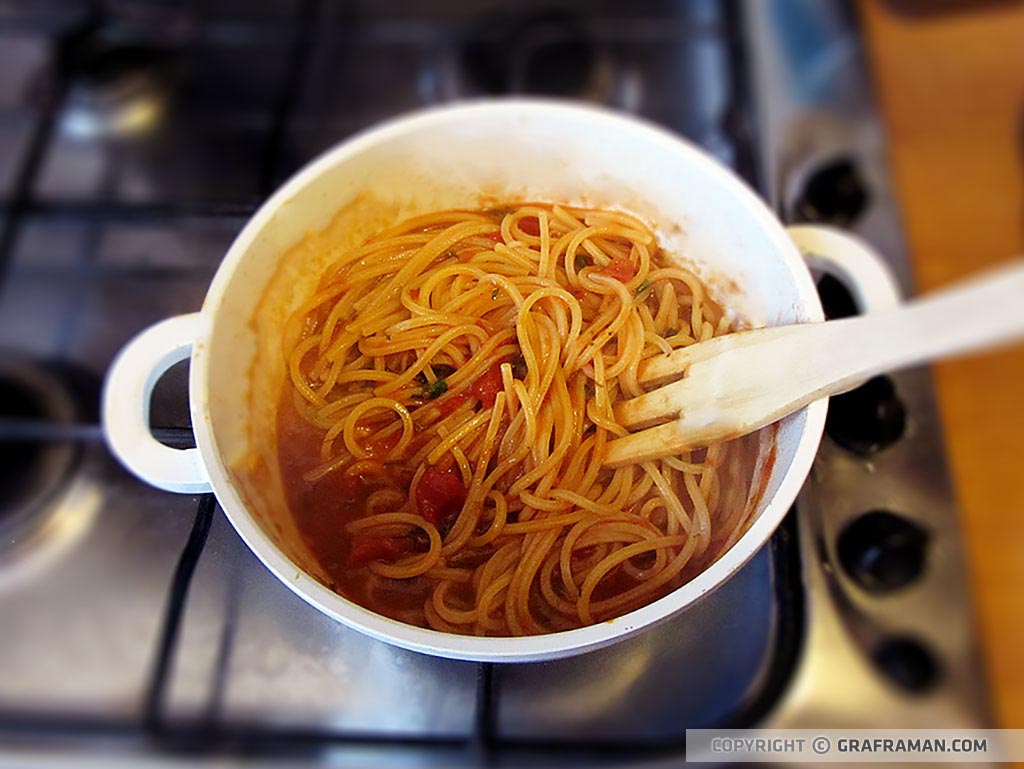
[
  {"left": 438, "top": 393, "right": 471, "bottom": 417},
  {"left": 483, "top": 231, "right": 503, "bottom": 243},
  {"left": 348, "top": 536, "right": 412, "bottom": 567},
  {"left": 600, "top": 256, "right": 636, "bottom": 283},
  {"left": 518, "top": 217, "right": 540, "bottom": 236},
  {"left": 416, "top": 466, "right": 466, "bottom": 527},
  {"left": 470, "top": 363, "right": 504, "bottom": 408},
  {"left": 409, "top": 288, "right": 419, "bottom": 300}
]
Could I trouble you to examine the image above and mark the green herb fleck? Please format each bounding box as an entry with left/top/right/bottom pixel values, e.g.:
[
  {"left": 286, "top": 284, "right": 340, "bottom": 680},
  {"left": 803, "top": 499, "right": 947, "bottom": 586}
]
[
  {"left": 491, "top": 288, "right": 500, "bottom": 300},
  {"left": 573, "top": 253, "right": 589, "bottom": 271},
  {"left": 423, "top": 377, "right": 448, "bottom": 399},
  {"left": 635, "top": 279, "right": 651, "bottom": 296}
]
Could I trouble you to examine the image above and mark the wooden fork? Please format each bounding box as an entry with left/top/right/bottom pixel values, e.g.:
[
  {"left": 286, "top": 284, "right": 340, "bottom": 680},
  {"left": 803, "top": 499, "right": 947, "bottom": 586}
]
[{"left": 603, "top": 260, "right": 1024, "bottom": 467}]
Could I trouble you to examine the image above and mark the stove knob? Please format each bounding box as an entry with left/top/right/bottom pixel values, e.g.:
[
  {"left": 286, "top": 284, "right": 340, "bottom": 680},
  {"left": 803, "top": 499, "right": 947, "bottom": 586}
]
[
  {"left": 872, "top": 636, "right": 941, "bottom": 693},
  {"left": 826, "top": 375, "right": 907, "bottom": 455},
  {"left": 792, "top": 156, "right": 870, "bottom": 227},
  {"left": 838, "top": 510, "right": 929, "bottom": 593}
]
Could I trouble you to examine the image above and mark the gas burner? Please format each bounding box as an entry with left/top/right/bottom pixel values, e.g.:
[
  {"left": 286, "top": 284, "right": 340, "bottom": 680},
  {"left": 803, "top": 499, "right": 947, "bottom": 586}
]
[
  {"left": 0, "top": 356, "right": 90, "bottom": 552},
  {"left": 56, "top": 26, "right": 177, "bottom": 140},
  {"left": 455, "top": 12, "right": 613, "bottom": 101}
]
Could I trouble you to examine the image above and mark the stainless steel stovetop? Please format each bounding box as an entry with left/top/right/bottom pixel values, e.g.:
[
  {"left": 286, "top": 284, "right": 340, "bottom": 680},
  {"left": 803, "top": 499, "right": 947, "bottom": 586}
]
[{"left": 0, "top": 1, "right": 991, "bottom": 766}]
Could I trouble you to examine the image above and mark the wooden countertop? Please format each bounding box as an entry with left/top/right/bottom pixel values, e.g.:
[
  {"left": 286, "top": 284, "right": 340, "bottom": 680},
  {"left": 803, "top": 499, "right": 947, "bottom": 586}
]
[{"left": 860, "top": 0, "right": 1024, "bottom": 727}]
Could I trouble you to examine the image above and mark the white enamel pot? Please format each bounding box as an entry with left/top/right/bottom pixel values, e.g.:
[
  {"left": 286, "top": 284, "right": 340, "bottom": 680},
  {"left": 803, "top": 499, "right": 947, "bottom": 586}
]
[{"left": 101, "top": 100, "right": 900, "bottom": 662}]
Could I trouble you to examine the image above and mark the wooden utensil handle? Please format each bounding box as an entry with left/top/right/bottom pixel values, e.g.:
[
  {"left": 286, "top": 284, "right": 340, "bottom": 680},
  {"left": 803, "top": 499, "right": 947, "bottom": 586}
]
[{"left": 816, "top": 258, "right": 1024, "bottom": 397}]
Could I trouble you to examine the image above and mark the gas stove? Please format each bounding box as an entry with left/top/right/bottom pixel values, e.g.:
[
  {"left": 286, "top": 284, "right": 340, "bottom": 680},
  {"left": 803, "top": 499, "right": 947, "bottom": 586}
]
[{"left": 0, "top": 1, "right": 990, "bottom": 766}]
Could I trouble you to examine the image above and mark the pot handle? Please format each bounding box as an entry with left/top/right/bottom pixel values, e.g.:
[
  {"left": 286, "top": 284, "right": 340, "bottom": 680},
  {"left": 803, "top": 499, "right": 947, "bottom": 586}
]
[
  {"left": 102, "top": 312, "right": 212, "bottom": 494},
  {"left": 787, "top": 224, "right": 903, "bottom": 312}
]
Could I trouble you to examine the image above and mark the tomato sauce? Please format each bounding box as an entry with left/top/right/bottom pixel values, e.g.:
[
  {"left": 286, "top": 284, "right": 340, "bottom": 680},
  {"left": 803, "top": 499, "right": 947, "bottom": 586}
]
[{"left": 277, "top": 393, "right": 434, "bottom": 621}]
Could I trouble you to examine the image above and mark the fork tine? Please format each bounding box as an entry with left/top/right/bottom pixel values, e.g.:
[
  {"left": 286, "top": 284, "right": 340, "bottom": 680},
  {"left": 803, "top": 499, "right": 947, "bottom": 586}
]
[
  {"left": 603, "top": 412, "right": 746, "bottom": 468},
  {"left": 635, "top": 346, "right": 704, "bottom": 388},
  {"left": 636, "top": 327, "right": 794, "bottom": 387},
  {"left": 613, "top": 375, "right": 700, "bottom": 429},
  {"left": 602, "top": 420, "right": 696, "bottom": 467}
]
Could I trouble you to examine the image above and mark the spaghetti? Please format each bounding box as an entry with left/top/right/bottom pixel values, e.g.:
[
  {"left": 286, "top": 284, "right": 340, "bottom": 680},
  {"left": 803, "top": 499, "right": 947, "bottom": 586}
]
[{"left": 278, "top": 203, "right": 763, "bottom": 636}]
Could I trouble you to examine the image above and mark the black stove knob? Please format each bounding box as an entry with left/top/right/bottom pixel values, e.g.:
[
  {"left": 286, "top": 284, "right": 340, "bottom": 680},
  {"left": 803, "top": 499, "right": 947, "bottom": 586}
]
[
  {"left": 792, "top": 156, "right": 870, "bottom": 228},
  {"left": 826, "top": 375, "right": 907, "bottom": 455},
  {"left": 838, "top": 510, "right": 929, "bottom": 593},
  {"left": 872, "top": 636, "right": 941, "bottom": 693}
]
